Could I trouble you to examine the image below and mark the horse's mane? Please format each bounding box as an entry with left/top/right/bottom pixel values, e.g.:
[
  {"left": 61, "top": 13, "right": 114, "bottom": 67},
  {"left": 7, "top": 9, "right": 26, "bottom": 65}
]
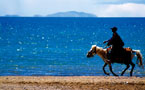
[
  {"left": 91, "top": 45, "right": 107, "bottom": 60},
  {"left": 91, "top": 45, "right": 97, "bottom": 49},
  {"left": 91, "top": 45, "right": 104, "bottom": 51}
]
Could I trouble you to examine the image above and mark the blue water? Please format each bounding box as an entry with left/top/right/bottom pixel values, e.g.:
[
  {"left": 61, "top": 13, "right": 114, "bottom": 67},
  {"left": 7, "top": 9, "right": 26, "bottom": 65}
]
[{"left": 0, "top": 17, "right": 145, "bottom": 77}]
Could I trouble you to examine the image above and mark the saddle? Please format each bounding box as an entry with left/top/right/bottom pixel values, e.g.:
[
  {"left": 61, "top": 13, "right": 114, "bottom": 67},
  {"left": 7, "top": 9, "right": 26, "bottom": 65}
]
[
  {"left": 107, "top": 47, "right": 132, "bottom": 60},
  {"left": 107, "top": 47, "right": 132, "bottom": 53}
]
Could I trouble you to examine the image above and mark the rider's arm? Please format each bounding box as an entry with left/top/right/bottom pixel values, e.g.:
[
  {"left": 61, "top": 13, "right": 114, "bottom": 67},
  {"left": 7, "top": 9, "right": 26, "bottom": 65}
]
[
  {"left": 103, "top": 40, "right": 108, "bottom": 44},
  {"left": 103, "top": 37, "right": 112, "bottom": 44}
]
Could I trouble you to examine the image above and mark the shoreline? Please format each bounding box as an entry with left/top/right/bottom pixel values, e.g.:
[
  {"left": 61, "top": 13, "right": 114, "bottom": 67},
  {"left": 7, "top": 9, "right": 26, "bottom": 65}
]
[{"left": 0, "top": 76, "right": 145, "bottom": 90}]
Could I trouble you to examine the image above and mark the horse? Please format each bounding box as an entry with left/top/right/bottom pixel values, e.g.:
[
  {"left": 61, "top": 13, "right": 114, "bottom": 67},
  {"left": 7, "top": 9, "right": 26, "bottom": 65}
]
[{"left": 86, "top": 45, "right": 143, "bottom": 76}]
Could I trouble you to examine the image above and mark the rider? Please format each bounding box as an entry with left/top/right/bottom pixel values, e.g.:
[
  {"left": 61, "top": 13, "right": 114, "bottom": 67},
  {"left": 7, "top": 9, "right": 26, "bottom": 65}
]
[{"left": 103, "top": 27, "right": 124, "bottom": 61}]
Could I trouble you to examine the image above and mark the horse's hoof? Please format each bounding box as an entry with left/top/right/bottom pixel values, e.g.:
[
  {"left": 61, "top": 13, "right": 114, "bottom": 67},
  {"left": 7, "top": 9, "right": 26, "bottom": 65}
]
[
  {"left": 114, "top": 74, "right": 119, "bottom": 76},
  {"left": 106, "top": 73, "right": 110, "bottom": 75},
  {"left": 130, "top": 75, "right": 133, "bottom": 76},
  {"left": 121, "top": 74, "right": 124, "bottom": 76}
]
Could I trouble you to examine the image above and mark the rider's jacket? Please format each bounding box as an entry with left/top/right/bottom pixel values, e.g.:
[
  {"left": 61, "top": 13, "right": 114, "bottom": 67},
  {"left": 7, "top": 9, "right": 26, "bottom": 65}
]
[{"left": 107, "top": 32, "right": 124, "bottom": 49}]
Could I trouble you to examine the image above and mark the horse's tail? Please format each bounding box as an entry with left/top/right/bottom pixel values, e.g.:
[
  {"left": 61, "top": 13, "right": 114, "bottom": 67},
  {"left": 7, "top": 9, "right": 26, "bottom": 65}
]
[{"left": 132, "top": 50, "right": 144, "bottom": 69}]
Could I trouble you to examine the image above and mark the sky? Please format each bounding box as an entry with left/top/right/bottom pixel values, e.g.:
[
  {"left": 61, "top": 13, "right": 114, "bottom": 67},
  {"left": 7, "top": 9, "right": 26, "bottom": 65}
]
[{"left": 0, "top": 0, "right": 145, "bottom": 17}]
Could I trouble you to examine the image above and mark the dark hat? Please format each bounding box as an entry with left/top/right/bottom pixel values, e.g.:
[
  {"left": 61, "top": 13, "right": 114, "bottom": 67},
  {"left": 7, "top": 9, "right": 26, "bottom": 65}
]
[{"left": 111, "top": 27, "right": 117, "bottom": 32}]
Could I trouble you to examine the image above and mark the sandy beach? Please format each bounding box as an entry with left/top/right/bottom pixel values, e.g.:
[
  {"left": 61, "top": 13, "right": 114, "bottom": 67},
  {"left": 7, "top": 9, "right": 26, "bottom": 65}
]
[{"left": 0, "top": 76, "right": 145, "bottom": 90}]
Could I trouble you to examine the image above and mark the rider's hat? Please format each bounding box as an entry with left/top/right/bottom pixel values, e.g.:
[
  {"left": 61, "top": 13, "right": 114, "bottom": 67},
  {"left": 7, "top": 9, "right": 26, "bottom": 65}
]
[{"left": 111, "top": 27, "right": 117, "bottom": 32}]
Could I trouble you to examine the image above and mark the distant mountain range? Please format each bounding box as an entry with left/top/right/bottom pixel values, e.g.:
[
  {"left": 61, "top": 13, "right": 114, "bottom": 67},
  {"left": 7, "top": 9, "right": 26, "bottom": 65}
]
[
  {"left": 1, "top": 15, "right": 20, "bottom": 17},
  {"left": 46, "top": 11, "right": 97, "bottom": 17},
  {"left": 1, "top": 11, "right": 97, "bottom": 17}
]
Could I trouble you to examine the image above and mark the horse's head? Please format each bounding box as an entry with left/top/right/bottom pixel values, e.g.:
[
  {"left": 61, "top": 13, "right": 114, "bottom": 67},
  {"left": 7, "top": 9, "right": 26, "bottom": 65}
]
[{"left": 87, "top": 45, "right": 97, "bottom": 58}]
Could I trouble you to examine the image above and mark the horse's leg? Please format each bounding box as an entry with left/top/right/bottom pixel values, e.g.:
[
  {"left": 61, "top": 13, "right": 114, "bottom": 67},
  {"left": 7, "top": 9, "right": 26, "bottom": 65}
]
[
  {"left": 103, "top": 63, "right": 109, "bottom": 75},
  {"left": 130, "top": 62, "right": 135, "bottom": 76},
  {"left": 121, "top": 64, "right": 130, "bottom": 76},
  {"left": 108, "top": 63, "right": 118, "bottom": 76}
]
